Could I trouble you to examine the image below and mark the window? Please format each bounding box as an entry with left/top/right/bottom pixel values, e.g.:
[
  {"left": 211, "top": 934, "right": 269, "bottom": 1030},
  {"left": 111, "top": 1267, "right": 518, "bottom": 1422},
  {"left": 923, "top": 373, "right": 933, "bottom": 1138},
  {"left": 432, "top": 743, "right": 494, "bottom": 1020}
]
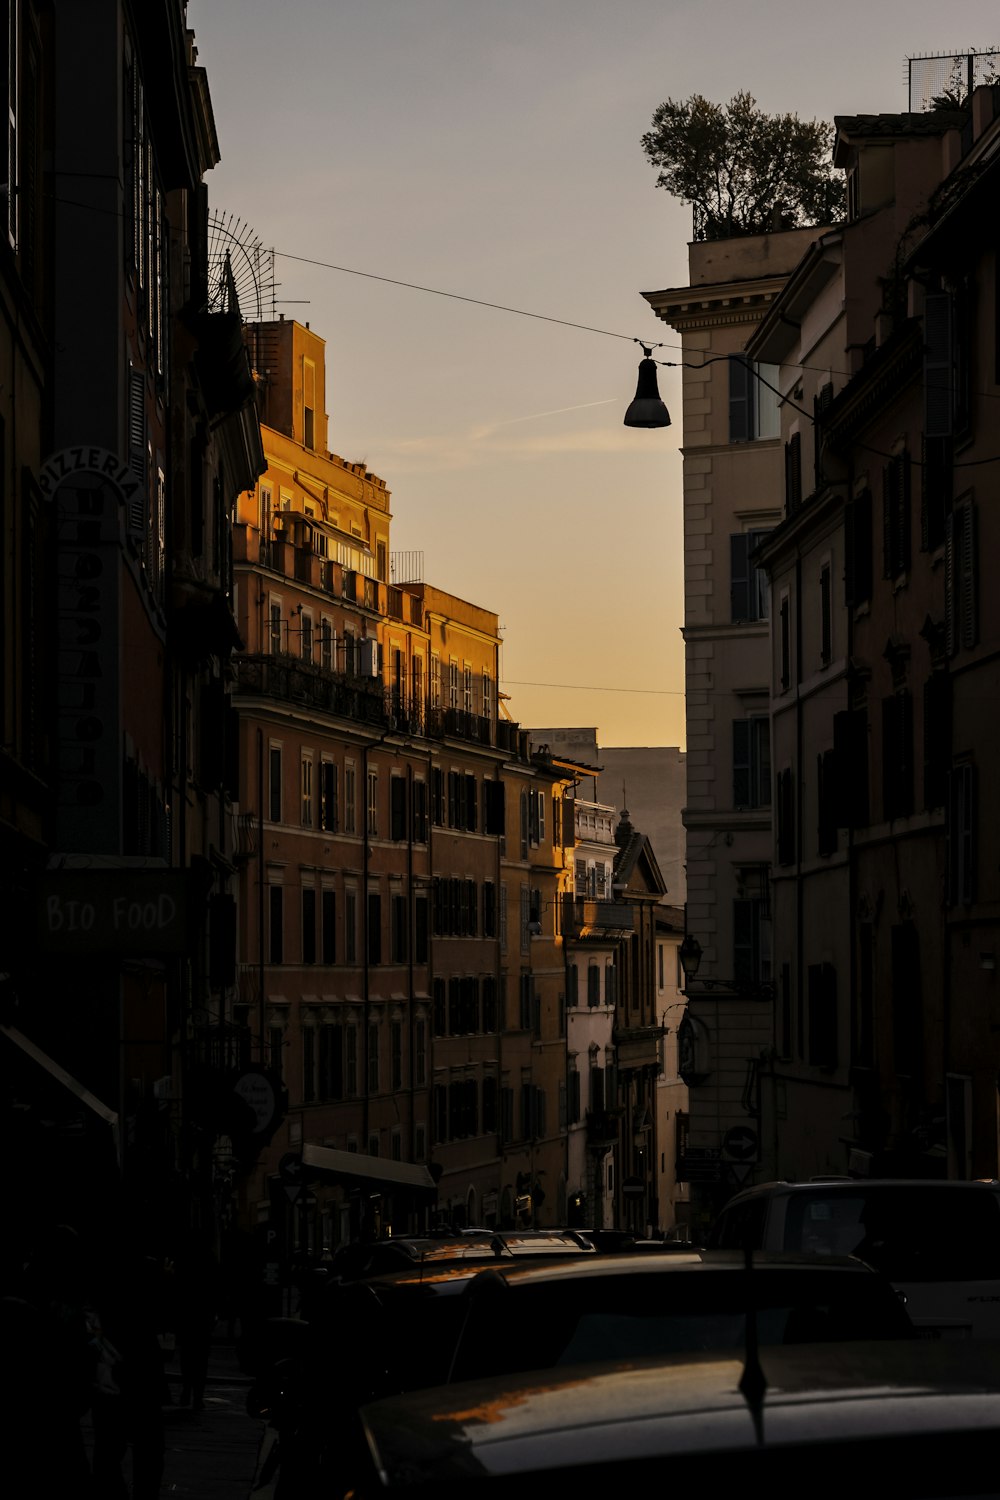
[
  {"left": 301, "top": 612, "right": 313, "bottom": 663},
  {"left": 449, "top": 659, "right": 459, "bottom": 709},
  {"left": 302, "top": 1026, "right": 316, "bottom": 1104},
  {"left": 945, "top": 497, "right": 977, "bottom": 656},
  {"left": 390, "top": 776, "right": 407, "bottom": 841},
  {"left": 320, "top": 759, "right": 337, "bottom": 832},
  {"left": 345, "top": 890, "right": 357, "bottom": 964},
  {"left": 269, "top": 885, "right": 283, "bottom": 964},
  {"left": 415, "top": 1020, "right": 427, "bottom": 1086},
  {"left": 301, "top": 754, "right": 313, "bottom": 827},
  {"left": 430, "top": 654, "right": 442, "bottom": 709},
  {"left": 413, "top": 895, "right": 428, "bottom": 964},
  {"left": 432, "top": 979, "right": 446, "bottom": 1037},
  {"left": 391, "top": 1021, "right": 402, "bottom": 1091},
  {"left": 924, "top": 674, "right": 951, "bottom": 811},
  {"left": 779, "top": 593, "right": 791, "bottom": 690},
  {"left": 376, "top": 540, "right": 388, "bottom": 583},
  {"left": 322, "top": 889, "right": 336, "bottom": 964},
  {"left": 412, "top": 654, "right": 423, "bottom": 716},
  {"left": 519, "top": 973, "right": 532, "bottom": 1030},
  {"left": 854, "top": 927, "right": 874, "bottom": 1069},
  {"left": 587, "top": 965, "right": 601, "bottom": 1007},
  {"left": 463, "top": 663, "right": 473, "bottom": 714},
  {"left": 368, "top": 1024, "right": 380, "bottom": 1094},
  {"left": 482, "top": 1075, "right": 497, "bottom": 1134},
  {"left": 483, "top": 977, "right": 498, "bottom": 1033},
  {"left": 834, "top": 706, "right": 870, "bottom": 828},
  {"left": 431, "top": 768, "right": 445, "bottom": 827},
  {"left": 882, "top": 692, "right": 914, "bottom": 822},
  {"left": 733, "top": 717, "right": 771, "bottom": 809},
  {"left": 947, "top": 762, "right": 976, "bottom": 906},
  {"left": 346, "top": 1024, "right": 358, "bottom": 1096},
  {"left": 567, "top": 965, "right": 579, "bottom": 1008},
  {"left": 520, "top": 886, "right": 530, "bottom": 952},
  {"left": 776, "top": 767, "right": 795, "bottom": 865},
  {"left": 785, "top": 431, "right": 803, "bottom": 514},
  {"left": 412, "top": 780, "right": 428, "bottom": 842},
  {"left": 302, "top": 887, "right": 316, "bottom": 964},
  {"left": 808, "top": 963, "right": 838, "bottom": 1069},
  {"left": 367, "top": 891, "right": 382, "bottom": 964},
  {"left": 268, "top": 746, "right": 282, "bottom": 822},
  {"left": 817, "top": 748, "right": 838, "bottom": 857},
  {"left": 729, "top": 356, "right": 779, "bottom": 441},
  {"left": 845, "top": 489, "right": 873, "bottom": 607},
  {"left": 520, "top": 791, "right": 529, "bottom": 858},
  {"left": 730, "top": 531, "right": 772, "bottom": 622},
  {"left": 269, "top": 599, "right": 282, "bottom": 654},
  {"left": 483, "top": 672, "right": 494, "bottom": 720},
  {"left": 819, "top": 561, "right": 832, "bottom": 665},
  {"left": 320, "top": 618, "right": 334, "bottom": 672},
  {"left": 882, "top": 451, "right": 911, "bottom": 579},
  {"left": 483, "top": 882, "right": 497, "bottom": 938},
  {"left": 367, "top": 769, "right": 378, "bottom": 837},
  {"left": 391, "top": 893, "right": 408, "bottom": 963},
  {"left": 733, "top": 898, "right": 771, "bottom": 987},
  {"left": 344, "top": 765, "right": 356, "bottom": 834},
  {"left": 606, "top": 964, "right": 617, "bottom": 1008},
  {"left": 499, "top": 883, "right": 508, "bottom": 952}
]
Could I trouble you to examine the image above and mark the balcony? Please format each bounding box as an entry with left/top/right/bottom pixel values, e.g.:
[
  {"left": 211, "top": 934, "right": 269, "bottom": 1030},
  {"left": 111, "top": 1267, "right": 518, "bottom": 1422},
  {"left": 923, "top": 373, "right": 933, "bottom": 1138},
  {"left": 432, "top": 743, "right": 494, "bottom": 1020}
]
[
  {"left": 613, "top": 1024, "right": 664, "bottom": 1070},
  {"left": 234, "top": 653, "right": 388, "bottom": 726},
  {"left": 562, "top": 896, "right": 634, "bottom": 939},
  {"left": 585, "top": 1108, "right": 622, "bottom": 1150}
]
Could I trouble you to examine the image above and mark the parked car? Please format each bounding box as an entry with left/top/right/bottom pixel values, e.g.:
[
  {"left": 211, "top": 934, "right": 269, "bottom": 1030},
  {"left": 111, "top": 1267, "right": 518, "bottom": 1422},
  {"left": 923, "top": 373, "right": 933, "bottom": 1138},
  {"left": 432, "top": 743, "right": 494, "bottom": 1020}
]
[
  {"left": 356, "top": 1340, "right": 1000, "bottom": 1497},
  {"left": 250, "top": 1247, "right": 913, "bottom": 1500},
  {"left": 707, "top": 1178, "right": 1000, "bottom": 1338},
  {"left": 444, "top": 1250, "right": 914, "bottom": 1383},
  {"left": 329, "top": 1228, "right": 595, "bottom": 1281}
]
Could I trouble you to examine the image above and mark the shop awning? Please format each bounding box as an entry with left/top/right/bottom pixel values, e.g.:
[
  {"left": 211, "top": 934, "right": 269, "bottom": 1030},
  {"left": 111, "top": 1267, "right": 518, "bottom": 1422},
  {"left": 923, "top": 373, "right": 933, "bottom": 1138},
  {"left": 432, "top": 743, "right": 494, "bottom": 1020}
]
[
  {"left": 2, "top": 1023, "right": 120, "bottom": 1162},
  {"left": 302, "top": 1141, "right": 436, "bottom": 1194}
]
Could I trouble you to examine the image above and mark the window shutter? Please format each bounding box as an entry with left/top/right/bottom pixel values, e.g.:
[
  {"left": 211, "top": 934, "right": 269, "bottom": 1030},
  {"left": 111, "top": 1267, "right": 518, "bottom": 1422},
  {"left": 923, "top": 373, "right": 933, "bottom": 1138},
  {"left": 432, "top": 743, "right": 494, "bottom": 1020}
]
[
  {"left": 924, "top": 292, "right": 953, "bottom": 438},
  {"left": 784, "top": 432, "right": 802, "bottom": 514},
  {"left": 730, "top": 534, "right": 750, "bottom": 621},
  {"left": 923, "top": 674, "right": 951, "bottom": 811},
  {"left": 728, "top": 355, "right": 753, "bottom": 442},
  {"left": 959, "top": 501, "right": 977, "bottom": 650},
  {"left": 732, "top": 719, "right": 750, "bottom": 808},
  {"left": 127, "top": 370, "right": 147, "bottom": 533},
  {"left": 465, "top": 774, "right": 478, "bottom": 833},
  {"left": 390, "top": 776, "right": 406, "bottom": 840},
  {"left": 944, "top": 509, "right": 957, "bottom": 656}
]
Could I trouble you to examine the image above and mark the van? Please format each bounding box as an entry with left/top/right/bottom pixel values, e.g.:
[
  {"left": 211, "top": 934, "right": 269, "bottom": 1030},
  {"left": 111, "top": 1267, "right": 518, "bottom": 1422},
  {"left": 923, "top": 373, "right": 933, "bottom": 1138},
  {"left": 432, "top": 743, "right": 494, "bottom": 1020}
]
[{"left": 707, "top": 1178, "right": 1000, "bottom": 1339}]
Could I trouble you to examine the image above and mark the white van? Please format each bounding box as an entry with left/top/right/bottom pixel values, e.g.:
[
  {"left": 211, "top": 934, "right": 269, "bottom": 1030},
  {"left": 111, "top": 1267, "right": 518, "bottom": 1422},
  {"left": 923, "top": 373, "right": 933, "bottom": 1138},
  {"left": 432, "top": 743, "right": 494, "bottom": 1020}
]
[{"left": 707, "top": 1178, "right": 1000, "bottom": 1339}]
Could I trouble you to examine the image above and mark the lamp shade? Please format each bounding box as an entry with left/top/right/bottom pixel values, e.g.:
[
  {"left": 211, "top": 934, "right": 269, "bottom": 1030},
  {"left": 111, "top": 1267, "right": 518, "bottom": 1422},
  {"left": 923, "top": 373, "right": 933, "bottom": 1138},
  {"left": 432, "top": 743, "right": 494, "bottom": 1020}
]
[{"left": 624, "top": 356, "right": 671, "bottom": 428}]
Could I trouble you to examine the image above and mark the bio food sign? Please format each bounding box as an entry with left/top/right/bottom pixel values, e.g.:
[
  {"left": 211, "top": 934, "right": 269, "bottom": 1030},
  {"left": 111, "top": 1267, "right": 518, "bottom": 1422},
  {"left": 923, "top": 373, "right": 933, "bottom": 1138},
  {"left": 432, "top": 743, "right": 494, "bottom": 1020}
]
[{"left": 37, "top": 871, "right": 190, "bottom": 955}]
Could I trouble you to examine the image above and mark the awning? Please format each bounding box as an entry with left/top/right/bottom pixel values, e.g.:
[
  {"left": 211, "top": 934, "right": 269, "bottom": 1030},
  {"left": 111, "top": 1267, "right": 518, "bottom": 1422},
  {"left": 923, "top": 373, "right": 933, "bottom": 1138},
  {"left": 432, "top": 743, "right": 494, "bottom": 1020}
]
[
  {"left": 302, "top": 1141, "right": 436, "bottom": 1194},
  {"left": 2, "top": 1023, "right": 120, "bottom": 1162}
]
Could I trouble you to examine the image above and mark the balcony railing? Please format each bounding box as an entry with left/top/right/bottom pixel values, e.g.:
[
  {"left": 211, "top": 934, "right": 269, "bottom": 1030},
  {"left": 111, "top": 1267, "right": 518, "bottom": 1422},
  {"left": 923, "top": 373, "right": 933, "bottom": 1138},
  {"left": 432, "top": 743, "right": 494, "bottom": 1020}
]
[{"left": 235, "top": 653, "right": 388, "bottom": 725}]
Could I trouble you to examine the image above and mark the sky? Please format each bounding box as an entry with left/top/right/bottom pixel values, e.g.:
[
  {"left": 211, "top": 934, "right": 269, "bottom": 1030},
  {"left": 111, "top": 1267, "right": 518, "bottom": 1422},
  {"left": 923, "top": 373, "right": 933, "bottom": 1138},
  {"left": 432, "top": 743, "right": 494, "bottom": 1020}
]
[{"left": 188, "top": 1, "right": 998, "bottom": 747}]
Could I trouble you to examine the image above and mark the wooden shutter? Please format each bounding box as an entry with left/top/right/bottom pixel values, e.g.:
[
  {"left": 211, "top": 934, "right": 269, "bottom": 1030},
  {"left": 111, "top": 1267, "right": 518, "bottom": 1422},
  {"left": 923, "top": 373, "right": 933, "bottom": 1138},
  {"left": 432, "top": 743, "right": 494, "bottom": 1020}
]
[
  {"left": 924, "top": 292, "right": 953, "bottom": 438},
  {"left": 728, "top": 355, "right": 753, "bottom": 442},
  {"left": 730, "top": 534, "right": 750, "bottom": 620},
  {"left": 733, "top": 720, "right": 751, "bottom": 808}
]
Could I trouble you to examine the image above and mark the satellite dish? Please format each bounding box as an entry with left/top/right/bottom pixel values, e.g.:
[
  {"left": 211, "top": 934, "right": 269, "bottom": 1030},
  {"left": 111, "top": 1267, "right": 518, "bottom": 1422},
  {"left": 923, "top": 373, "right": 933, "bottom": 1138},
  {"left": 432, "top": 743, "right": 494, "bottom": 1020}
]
[{"left": 206, "top": 211, "right": 277, "bottom": 321}]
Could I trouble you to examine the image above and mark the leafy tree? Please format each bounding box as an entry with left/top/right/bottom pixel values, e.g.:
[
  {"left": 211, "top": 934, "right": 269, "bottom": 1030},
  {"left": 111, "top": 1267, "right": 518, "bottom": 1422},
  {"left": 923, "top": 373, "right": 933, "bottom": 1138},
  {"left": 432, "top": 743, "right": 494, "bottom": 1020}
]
[{"left": 641, "top": 91, "right": 844, "bottom": 240}]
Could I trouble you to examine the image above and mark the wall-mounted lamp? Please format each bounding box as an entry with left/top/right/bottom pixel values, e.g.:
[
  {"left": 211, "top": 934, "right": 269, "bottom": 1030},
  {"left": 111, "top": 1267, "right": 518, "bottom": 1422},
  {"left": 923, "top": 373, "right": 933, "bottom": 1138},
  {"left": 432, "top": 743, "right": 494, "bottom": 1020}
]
[
  {"left": 678, "top": 933, "right": 703, "bottom": 981},
  {"left": 623, "top": 343, "right": 671, "bottom": 429}
]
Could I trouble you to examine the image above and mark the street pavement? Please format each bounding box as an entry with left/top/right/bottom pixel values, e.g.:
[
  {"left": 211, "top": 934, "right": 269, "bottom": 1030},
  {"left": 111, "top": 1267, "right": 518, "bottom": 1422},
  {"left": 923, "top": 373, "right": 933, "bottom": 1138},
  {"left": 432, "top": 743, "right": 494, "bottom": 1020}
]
[
  {"left": 161, "top": 1337, "right": 261, "bottom": 1500},
  {"left": 83, "top": 1334, "right": 263, "bottom": 1500}
]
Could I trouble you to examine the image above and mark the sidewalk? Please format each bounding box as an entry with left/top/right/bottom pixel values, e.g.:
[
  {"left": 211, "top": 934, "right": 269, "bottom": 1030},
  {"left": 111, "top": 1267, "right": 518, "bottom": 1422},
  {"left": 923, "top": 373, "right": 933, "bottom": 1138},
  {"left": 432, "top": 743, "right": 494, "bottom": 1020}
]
[
  {"left": 82, "top": 1334, "right": 262, "bottom": 1500},
  {"left": 160, "top": 1334, "right": 261, "bottom": 1500}
]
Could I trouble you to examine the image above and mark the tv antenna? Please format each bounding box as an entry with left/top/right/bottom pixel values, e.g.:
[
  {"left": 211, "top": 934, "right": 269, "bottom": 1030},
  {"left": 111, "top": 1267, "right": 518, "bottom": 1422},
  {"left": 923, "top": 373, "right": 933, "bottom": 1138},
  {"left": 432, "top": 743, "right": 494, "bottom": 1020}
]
[{"left": 206, "top": 212, "right": 278, "bottom": 321}]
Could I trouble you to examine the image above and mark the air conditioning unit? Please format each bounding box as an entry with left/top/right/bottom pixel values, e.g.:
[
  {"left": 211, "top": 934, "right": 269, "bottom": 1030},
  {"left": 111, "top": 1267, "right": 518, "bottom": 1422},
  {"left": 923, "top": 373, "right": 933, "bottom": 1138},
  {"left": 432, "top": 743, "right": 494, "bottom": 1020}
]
[{"left": 359, "top": 637, "right": 380, "bottom": 677}]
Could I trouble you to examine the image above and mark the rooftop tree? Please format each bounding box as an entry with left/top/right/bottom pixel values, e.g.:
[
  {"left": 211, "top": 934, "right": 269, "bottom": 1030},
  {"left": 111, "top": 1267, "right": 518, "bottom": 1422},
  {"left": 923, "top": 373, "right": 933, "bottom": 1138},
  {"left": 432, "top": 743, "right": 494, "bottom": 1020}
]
[{"left": 641, "top": 91, "right": 844, "bottom": 240}]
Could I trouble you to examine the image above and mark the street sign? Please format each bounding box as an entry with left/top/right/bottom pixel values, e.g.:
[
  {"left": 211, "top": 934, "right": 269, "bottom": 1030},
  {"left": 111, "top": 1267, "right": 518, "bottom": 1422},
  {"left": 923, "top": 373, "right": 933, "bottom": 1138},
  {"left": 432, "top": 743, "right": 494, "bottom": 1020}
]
[
  {"left": 727, "top": 1162, "right": 754, "bottom": 1187},
  {"left": 722, "top": 1125, "right": 759, "bottom": 1162},
  {"left": 278, "top": 1151, "right": 303, "bottom": 1204}
]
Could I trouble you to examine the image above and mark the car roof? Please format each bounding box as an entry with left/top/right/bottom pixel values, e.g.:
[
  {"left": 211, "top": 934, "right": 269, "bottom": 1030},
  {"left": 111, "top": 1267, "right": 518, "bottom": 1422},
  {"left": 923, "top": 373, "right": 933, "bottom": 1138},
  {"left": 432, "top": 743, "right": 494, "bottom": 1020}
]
[
  {"left": 360, "top": 1340, "right": 1000, "bottom": 1489},
  {"left": 721, "top": 1178, "right": 1000, "bottom": 1203},
  {"left": 455, "top": 1249, "right": 883, "bottom": 1288}
]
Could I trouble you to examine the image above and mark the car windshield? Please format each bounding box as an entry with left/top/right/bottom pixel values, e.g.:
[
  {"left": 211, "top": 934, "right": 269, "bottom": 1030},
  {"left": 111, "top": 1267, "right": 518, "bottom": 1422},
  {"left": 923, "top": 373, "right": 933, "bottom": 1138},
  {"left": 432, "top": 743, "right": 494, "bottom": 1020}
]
[{"left": 783, "top": 1188, "right": 1000, "bottom": 1281}]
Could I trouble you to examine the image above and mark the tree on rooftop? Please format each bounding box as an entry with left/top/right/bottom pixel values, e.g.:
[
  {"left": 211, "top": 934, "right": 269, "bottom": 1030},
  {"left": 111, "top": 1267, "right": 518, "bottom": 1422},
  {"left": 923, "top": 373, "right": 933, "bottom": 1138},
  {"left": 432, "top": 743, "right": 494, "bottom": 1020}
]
[{"left": 641, "top": 91, "right": 844, "bottom": 241}]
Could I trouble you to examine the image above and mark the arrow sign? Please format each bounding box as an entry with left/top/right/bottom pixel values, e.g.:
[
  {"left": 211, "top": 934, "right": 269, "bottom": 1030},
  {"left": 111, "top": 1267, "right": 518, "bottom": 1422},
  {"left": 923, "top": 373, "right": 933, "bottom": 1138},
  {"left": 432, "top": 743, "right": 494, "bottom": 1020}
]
[{"left": 722, "top": 1125, "right": 759, "bottom": 1162}]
